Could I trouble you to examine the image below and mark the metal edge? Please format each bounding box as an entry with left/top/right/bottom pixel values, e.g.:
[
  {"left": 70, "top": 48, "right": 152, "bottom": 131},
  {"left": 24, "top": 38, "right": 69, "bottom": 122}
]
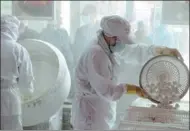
[{"left": 139, "top": 55, "right": 189, "bottom": 104}]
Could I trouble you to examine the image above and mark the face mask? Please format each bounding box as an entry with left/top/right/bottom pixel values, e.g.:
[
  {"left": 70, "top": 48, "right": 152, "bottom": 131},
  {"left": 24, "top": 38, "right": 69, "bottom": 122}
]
[
  {"left": 110, "top": 40, "right": 126, "bottom": 52},
  {"left": 82, "top": 16, "right": 91, "bottom": 24}
]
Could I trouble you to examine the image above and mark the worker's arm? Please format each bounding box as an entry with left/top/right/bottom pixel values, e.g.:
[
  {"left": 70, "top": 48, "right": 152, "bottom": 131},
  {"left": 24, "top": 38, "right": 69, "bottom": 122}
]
[
  {"left": 17, "top": 46, "right": 34, "bottom": 95},
  {"left": 87, "top": 48, "right": 127, "bottom": 102}
]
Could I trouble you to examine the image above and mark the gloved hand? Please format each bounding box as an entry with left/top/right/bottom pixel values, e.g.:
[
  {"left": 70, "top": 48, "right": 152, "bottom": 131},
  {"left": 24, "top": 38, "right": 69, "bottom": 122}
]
[
  {"left": 125, "top": 84, "right": 148, "bottom": 98},
  {"left": 154, "top": 47, "right": 184, "bottom": 61}
]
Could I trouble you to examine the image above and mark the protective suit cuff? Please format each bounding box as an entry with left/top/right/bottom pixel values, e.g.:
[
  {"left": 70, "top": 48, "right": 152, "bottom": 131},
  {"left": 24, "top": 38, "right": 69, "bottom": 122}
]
[{"left": 121, "top": 84, "right": 127, "bottom": 94}]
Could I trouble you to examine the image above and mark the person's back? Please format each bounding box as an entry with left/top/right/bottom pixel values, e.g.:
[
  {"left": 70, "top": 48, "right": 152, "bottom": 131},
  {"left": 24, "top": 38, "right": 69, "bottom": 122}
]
[
  {"left": 1, "top": 15, "right": 34, "bottom": 130},
  {"left": 75, "top": 40, "right": 96, "bottom": 90},
  {"left": 1, "top": 38, "right": 23, "bottom": 85},
  {"left": 73, "top": 34, "right": 117, "bottom": 130}
]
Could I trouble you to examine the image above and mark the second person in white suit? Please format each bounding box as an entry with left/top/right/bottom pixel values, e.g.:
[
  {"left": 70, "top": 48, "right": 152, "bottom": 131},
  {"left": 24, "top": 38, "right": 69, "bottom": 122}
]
[{"left": 1, "top": 15, "right": 34, "bottom": 130}]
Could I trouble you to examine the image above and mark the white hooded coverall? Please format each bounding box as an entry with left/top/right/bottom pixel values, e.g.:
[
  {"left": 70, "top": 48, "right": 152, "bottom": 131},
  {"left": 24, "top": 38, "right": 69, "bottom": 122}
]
[
  {"left": 71, "top": 30, "right": 157, "bottom": 130},
  {"left": 1, "top": 15, "right": 34, "bottom": 130}
]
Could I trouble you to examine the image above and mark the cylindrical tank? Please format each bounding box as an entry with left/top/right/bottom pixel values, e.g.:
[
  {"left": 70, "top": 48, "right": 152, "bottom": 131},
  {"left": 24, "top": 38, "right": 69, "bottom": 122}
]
[{"left": 18, "top": 39, "right": 71, "bottom": 127}]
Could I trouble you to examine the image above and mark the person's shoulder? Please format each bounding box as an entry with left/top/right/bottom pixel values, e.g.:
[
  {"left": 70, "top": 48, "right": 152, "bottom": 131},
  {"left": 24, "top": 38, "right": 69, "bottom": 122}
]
[
  {"left": 14, "top": 43, "right": 30, "bottom": 59},
  {"left": 88, "top": 40, "right": 105, "bottom": 57}
]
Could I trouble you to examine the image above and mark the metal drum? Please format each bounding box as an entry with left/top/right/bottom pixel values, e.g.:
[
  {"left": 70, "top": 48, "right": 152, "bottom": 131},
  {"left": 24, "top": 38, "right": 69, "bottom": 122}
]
[{"left": 18, "top": 39, "right": 71, "bottom": 126}]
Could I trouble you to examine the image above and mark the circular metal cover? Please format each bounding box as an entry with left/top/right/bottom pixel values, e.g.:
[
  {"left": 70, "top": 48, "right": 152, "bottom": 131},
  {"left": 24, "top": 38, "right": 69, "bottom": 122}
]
[
  {"left": 139, "top": 55, "right": 189, "bottom": 104},
  {"left": 18, "top": 39, "right": 71, "bottom": 126}
]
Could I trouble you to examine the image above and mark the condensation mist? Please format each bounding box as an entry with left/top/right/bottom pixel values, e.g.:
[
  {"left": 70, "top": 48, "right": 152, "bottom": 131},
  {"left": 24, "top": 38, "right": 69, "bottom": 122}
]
[{"left": 1, "top": 1, "right": 189, "bottom": 129}]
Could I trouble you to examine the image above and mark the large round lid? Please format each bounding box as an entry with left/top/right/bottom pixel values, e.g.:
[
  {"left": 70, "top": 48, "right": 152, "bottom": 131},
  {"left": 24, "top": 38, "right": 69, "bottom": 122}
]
[
  {"left": 18, "top": 39, "right": 71, "bottom": 126},
  {"left": 139, "top": 55, "right": 189, "bottom": 104}
]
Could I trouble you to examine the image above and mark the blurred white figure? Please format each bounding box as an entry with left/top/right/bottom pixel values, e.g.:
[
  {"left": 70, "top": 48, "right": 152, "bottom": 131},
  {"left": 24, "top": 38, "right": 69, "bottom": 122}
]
[
  {"left": 134, "top": 21, "right": 152, "bottom": 45},
  {"left": 71, "top": 15, "right": 183, "bottom": 130},
  {"left": 18, "top": 20, "right": 40, "bottom": 41},
  {"left": 1, "top": 15, "right": 34, "bottom": 130},
  {"left": 40, "top": 12, "right": 74, "bottom": 99},
  {"left": 73, "top": 4, "right": 100, "bottom": 65}
]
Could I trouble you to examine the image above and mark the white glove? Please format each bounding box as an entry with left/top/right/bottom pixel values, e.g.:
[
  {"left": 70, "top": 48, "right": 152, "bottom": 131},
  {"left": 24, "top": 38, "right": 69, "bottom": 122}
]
[{"left": 154, "top": 47, "right": 184, "bottom": 61}]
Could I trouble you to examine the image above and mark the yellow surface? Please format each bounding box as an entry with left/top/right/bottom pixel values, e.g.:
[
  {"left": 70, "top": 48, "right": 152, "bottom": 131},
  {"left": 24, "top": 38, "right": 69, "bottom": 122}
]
[{"left": 126, "top": 84, "right": 137, "bottom": 94}]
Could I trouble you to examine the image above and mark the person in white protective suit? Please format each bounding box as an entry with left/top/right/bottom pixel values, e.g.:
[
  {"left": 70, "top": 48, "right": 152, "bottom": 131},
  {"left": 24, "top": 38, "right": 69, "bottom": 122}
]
[
  {"left": 1, "top": 15, "right": 34, "bottom": 130},
  {"left": 71, "top": 15, "right": 183, "bottom": 130}
]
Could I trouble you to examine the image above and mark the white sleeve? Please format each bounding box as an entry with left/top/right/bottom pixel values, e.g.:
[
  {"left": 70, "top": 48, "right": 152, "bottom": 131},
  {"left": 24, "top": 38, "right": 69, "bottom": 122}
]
[
  {"left": 87, "top": 49, "right": 126, "bottom": 102},
  {"left": 18, "top": 47, "right": 34, "bottom": 95},
  {"left": 121, "top": 44, "right": 157, "bottom": 66}
]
